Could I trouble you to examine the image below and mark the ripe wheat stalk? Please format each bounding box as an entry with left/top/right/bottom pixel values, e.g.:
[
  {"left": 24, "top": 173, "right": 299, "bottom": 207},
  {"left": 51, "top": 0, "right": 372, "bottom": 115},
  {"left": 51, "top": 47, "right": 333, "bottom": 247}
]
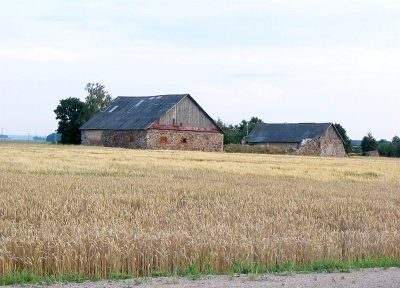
[{"left": 0, "top": 143, "right": 399, "bottom": 278}]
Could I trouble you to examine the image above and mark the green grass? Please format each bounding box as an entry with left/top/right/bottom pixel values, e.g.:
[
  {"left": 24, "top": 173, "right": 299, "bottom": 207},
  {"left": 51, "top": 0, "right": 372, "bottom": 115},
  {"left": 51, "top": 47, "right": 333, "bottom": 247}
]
[
  {"left": 0, "top": 271, "right": 88, "bottom": 286},
  {"left": 1, "top": 258, "right": 399, "bottom": 286}
]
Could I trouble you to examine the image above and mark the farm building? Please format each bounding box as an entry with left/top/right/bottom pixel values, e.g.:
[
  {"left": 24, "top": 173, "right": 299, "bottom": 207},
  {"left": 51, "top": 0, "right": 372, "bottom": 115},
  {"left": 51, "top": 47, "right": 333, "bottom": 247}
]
[
  {"left": 80, "top": 94, "right": 224, "bottom": 152},
  {"left": 245, "top": 123, "right": 346, "bottom": 157}
]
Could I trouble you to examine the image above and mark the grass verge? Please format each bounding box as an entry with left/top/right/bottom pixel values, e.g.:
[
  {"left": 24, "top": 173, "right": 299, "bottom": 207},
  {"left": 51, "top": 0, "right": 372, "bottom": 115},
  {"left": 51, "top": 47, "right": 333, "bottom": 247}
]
[{"left": 1, "top": 258, "right": 400, "bottom": 286}]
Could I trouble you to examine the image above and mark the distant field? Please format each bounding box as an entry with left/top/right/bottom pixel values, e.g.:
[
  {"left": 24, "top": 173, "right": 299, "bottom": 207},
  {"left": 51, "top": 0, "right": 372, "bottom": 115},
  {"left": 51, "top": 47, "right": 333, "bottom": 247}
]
[{"left": 0, "top": 143, "right": 399, "bottom": 280}]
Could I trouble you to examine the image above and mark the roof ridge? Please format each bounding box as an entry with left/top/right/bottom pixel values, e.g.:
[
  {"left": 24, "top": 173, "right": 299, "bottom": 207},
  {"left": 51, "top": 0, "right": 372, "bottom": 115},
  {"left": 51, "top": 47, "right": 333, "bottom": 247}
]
[{"left": 116, "top": 94, "right": 189, "bottom": 98}]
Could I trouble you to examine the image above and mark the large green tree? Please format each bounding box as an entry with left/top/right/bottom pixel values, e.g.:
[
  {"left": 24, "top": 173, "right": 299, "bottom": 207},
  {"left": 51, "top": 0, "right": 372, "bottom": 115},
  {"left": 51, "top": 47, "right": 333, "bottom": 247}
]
[
  {"left": 361, "top": 132, "right": 377, "bottom": 153},
  {"left": 334, "top": 123, "right": 352, "bottom": 153},
  {"left": 54, "top": 97, "right": 87, "bottom": 144},
  {"left": 84, "top": 83, "right": 112, "bottom": 120}
]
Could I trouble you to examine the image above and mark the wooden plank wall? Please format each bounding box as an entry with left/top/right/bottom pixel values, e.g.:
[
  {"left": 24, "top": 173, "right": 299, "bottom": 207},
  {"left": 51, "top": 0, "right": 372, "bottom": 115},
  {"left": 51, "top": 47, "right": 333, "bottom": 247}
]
[
  {"left": 321, "top": 125, "right": 341, "bottom": 139},
  {"left": 158, "top": 96, "right": 217, "bottom": 129}
]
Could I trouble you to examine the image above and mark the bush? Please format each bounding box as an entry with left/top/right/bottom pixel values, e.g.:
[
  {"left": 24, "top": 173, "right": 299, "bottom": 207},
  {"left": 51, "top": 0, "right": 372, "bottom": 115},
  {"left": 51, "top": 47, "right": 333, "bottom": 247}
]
[{"left": 224, "top": 144, "right": 287, "bottom": 154}]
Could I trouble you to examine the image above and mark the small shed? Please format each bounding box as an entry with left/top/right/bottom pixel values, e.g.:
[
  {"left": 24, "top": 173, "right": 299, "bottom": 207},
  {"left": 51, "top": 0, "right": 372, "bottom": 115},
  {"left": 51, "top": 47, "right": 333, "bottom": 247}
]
[
  {"left": 245, "top": 123, "right": 346, "bottom": 157},
  {"left": 80, "top": 94, "right": 224, "bottom": 152}
]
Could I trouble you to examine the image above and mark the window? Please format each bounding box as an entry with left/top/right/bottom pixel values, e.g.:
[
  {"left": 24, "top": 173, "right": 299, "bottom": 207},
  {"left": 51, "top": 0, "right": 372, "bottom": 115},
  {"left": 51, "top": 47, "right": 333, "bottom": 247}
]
[
  {"left": 160, "top": 136, "right": 168, "bottom": 144},
  {"left": 108, "top": 106, "right": 118, "bottom": 113},
  {"left": 135, "top": 100, "right": 145, "bottom": 107},
  {"left": 130, "top": 135, "right": 136, "bottom": 143},
  {"left": 181, "top": 138, "right": 187, "bottom": 144}
]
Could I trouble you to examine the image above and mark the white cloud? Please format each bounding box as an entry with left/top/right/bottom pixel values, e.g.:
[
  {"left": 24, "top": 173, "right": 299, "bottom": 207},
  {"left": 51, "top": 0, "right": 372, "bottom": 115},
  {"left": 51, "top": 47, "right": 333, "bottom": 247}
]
[{"left": 1, "top": 0, "right": 400, "bottom": 139}]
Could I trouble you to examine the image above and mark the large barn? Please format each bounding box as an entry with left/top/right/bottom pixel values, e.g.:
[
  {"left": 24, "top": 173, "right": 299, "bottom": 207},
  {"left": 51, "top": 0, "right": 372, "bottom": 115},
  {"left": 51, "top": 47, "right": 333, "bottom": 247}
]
[
  {"left": 80, "top": 94, "right": 224, "bottom": 152},
  {"left": 245, "top": 123, "right": 346, "bottom": 157}
]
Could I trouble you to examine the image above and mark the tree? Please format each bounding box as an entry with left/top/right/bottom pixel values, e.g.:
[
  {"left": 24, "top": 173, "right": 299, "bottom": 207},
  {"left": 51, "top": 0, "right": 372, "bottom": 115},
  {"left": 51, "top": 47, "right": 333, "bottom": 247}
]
[
  {"left": 54, "top": 97, "right": 87, "bottom": 144},
  {"left": 334, "top": 123, "right": 352, "bottom": 153},
  {"left": 392, "top": 136, "right": 400, "bottom": 145},
  {"left": 84, "top": 83, "right": 112, "bottom": 120},
  {"left": 391, "top": 136, "right": 400, "bottom": 157},
  {"left": 215, "top": 117, "right": 263, "bottom": 145},
  {"left": 238, "top": 117, "right": 263, "bottom": 136},
  {"left": 361, "top": 132, "right": 377, "bottom": 153},
  {"left": 378, "top": 142, "right": 394, "bottom": 157}
]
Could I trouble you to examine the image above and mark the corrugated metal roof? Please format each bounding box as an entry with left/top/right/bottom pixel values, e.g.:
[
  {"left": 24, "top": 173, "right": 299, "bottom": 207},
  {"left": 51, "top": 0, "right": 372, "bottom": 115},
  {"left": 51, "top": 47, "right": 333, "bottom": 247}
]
[
  {"left": 80, "top": 94, "right": 187, "bottom": 130},
  {"left": 246, "top": 123, "right": 333, "bottom": 143}
]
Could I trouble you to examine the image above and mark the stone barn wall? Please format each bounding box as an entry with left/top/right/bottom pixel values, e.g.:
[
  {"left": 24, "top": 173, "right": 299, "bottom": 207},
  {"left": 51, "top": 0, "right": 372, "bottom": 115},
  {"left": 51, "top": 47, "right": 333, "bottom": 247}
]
[
  {"left": 254, "top": 142, "right": 298, "bottom": 151},
  {"left": 82, "top": 129, "right": 223, "bottom": 152},
  {"left": 296, "top": 138, "right": 345, "bottom": 157},
  {"left": 101, "top": 130, "right": 147, "bottom": 149},
  {"left": 319, "top": 139, "right": 346, "bottom": 157},
  {"left": 147, "top": 129, "right": 223, "bottom": 152},
  {"left": 81, "top": 130, "right": 147, "bottom": 148},
  {"left": 364, "top": 150, "right": 380, "bottom": 157},
  {"left": 81, "top": 130, "right": 103, "bottom": 146}
]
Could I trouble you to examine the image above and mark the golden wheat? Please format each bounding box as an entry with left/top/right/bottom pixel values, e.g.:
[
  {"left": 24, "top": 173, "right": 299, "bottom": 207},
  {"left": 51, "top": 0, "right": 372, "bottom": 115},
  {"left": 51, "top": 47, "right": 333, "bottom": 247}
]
[{"left": 0, "top": 143, "right": 399, "bottom": 278}]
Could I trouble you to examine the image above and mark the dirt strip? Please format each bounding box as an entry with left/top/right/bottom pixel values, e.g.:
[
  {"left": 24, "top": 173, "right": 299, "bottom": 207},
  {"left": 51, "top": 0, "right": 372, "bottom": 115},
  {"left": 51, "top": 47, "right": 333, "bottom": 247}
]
[{"left": 11, "top": 267, "right": 400, "bottom": 288}]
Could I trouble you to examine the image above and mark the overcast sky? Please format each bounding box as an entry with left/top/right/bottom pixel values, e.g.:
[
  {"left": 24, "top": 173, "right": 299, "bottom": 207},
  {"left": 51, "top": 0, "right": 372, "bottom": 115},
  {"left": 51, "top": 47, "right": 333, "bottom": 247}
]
[{"left": 1, "top": 0, "right": 399, "bottom": 139}]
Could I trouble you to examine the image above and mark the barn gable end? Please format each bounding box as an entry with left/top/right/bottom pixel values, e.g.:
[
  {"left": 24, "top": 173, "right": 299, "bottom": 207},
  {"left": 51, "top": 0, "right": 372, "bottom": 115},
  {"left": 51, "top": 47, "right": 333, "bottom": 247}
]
[{"left": 156, "top": 95, "right": 218, "bottom": 130}]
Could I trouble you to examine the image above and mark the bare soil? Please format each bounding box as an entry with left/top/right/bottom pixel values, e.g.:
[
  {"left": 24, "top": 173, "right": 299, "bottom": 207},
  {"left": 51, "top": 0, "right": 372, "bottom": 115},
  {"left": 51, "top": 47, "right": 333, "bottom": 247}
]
[{"left": 13, "top": 268, "right": 400, "bottom": 288}]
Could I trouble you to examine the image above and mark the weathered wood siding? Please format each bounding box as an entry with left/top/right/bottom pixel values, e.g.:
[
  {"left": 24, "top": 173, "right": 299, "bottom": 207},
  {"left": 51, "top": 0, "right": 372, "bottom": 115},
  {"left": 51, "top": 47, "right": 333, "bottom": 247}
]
[
  {"left": 321, "top": 125, "right": 340, "bottom": 139},
  {"left": 158, "top": 96, "right": 217, "bottom": 129}
]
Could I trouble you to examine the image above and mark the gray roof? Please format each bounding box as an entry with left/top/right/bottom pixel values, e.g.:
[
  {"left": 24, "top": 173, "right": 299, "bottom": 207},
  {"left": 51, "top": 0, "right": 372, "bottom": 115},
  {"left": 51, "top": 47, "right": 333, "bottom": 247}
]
[
  {"left": 247, "top": 123, "right": 335, "bottom": 143},
  {"left": 80, "top": 94, "right": 187, "bottom": 130}
]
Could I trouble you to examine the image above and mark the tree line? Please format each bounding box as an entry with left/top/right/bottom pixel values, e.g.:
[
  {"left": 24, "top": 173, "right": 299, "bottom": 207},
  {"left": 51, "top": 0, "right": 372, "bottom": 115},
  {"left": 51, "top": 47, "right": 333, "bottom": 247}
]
[
  {"left": 361, "top": 133, "right": 400, "bottom": 157},
  {"left": 54, "top": 83, "right": 112, "bottom": 144}
]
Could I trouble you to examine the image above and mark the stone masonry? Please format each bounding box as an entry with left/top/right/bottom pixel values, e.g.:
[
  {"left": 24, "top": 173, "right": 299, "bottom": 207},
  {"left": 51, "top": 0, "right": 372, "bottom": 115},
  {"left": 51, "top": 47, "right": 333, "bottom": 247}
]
[
  {"left": 296, "top": 138, "right": 345, "bottom": 157},
  {"left": 101, "top": 130, "right": 147, "bottom": 149},
  {"left": 81, "top": 130, "right": 147, "bottom": 149},
  {"left": 82, "top": 129, "right": 223, "bottom": 152},
  {"left": 146, "top": 129, "right": 223, "bottom": 152}
]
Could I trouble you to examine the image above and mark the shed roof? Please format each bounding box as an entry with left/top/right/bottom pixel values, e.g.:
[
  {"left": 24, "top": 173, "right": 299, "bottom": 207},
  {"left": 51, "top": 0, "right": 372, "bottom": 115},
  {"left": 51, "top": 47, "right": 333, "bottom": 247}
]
[
  {"left": 80, "top": 94, "right": 187, "bottom": 130},
  {"left": 247, "top": 123, "right": 336, "bottom": 143}
]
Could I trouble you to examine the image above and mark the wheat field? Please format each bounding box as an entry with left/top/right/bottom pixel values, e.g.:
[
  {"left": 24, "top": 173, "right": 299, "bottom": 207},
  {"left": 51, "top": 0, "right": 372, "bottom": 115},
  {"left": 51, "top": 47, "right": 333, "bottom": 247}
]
[{"left": 0, "top": 143, "right": 399, "bottom": 278}]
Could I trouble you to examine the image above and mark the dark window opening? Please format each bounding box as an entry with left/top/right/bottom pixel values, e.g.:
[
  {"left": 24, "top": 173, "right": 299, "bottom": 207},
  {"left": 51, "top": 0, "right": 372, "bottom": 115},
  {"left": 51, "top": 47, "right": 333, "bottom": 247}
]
[
  {"left": 113, "top": 134, "right": 119, "bottom": 143},
  {"left": 130, "top": 135, "right": 136, "bottom": 143},
  {"left": 181, "top": 138, "right": 188, "bottom": 144},
  {"left": 172, "top": 118, "right": 176, "bottom": 126}
]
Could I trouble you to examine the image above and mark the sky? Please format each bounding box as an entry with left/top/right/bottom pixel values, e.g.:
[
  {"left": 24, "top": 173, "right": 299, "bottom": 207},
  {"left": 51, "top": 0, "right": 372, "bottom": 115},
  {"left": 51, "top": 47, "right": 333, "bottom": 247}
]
[{"left": 0, "top": 0, "right": 399, "bottom": 140}]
